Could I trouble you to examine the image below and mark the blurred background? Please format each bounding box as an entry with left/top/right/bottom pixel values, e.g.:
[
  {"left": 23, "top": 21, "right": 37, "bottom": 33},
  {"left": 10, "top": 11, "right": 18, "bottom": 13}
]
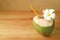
[
  {"left": 0, "top": 0, "right": 60, "bottom": 40},
  {"left": 0, "top": 0, "right": 60, "bottom": 11}
]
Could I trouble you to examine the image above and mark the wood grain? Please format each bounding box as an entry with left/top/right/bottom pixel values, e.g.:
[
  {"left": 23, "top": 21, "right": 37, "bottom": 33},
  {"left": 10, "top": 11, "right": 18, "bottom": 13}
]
[{"left": 0, "top": 11, "right": 60, "bottom": 40}]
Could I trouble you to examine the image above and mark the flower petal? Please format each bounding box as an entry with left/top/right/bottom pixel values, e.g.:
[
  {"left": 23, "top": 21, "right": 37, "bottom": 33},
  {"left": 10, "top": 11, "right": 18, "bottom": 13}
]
[
  {"left": 49, "top": 9, "right": 55, "bottom": 14},
  {"left": 44, "top": 16, "right": 51, "bottom": 20},
  {"left": 43, "top": 13, "right": 47, "bottom": 18},
  {"left": 43, "top": 9, "right": 49, "bottom": 14},
  {"left": 50, "top": 13, "right": 55, "bottom": 19}
]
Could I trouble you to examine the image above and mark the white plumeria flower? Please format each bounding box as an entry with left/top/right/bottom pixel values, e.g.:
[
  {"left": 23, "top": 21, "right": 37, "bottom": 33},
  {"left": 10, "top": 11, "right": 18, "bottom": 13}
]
[{"left": 43, "top": 9, "right": 55, "bottom": 20}]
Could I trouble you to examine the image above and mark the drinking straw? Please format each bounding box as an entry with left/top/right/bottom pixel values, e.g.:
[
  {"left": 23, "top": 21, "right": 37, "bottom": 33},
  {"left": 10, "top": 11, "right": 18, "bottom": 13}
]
[{"left": 29, "top": 5, "right": 38, "bottom": 16}]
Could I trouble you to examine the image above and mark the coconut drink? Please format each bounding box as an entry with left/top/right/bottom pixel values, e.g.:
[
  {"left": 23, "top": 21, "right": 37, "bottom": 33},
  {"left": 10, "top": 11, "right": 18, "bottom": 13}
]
[{"left": 33, "top": 9, "right": 55, "bottom": 36}]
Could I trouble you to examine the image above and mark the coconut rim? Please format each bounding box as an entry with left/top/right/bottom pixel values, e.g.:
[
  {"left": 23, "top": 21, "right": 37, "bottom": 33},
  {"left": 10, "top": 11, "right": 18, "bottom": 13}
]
[
  {"left": 33, "top": 21, "right": 54, "bottom": 28},
  {"left": 33, "top": 16, "right": 54, "bottom": 27}
]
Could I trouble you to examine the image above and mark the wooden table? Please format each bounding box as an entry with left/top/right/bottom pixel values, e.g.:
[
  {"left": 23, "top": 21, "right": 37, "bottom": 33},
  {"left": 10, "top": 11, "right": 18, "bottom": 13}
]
[{"left": 0, "top": 11, "right": 60, "bottom": 40}]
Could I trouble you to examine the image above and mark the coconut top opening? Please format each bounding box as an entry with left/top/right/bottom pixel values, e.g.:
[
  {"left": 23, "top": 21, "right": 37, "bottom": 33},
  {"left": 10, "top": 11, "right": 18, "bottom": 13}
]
[{"left": 33, "top": 16, "right": 53, "bottom": 27}]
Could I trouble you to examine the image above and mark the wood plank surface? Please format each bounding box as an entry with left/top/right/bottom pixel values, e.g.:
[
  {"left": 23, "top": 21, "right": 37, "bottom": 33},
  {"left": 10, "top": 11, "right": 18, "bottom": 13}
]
[{"left": 0, "top": 11, "right": 60, "bottom": 40}]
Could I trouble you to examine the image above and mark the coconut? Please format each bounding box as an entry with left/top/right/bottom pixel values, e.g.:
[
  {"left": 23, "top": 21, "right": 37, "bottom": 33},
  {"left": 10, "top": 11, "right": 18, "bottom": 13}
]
[{"left": 33, "top": 16, "right": 55, "bottom": 36}]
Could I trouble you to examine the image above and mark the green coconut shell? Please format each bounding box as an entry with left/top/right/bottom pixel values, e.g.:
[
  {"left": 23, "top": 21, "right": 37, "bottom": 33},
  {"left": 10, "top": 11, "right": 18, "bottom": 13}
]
[{"left": 33, "top": 21, "right": 55, "bottom": 36}]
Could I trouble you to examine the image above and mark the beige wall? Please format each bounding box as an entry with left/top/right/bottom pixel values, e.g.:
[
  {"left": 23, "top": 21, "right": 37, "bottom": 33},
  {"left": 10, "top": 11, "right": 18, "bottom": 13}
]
[{"left": 0, "top": 0, "right": 60, "bottom": 11}]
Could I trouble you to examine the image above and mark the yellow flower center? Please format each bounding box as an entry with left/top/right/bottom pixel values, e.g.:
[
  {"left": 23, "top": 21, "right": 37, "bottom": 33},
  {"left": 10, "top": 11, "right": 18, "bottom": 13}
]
[{"left": 47, "top": 13, "right": 50, "bottom": 16}]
